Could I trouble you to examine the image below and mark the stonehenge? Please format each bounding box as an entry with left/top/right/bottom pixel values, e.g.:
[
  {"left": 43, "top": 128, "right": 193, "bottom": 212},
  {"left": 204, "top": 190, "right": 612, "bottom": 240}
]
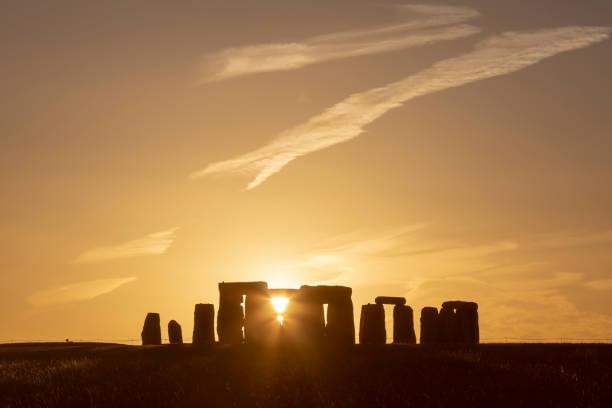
[
  {"left": 138, "top": 280, "right": 479, "bottom": 348},
  {"left": 168, "top": 320, "right": 183, "bottom": 344},
  {"left": 193, "top": 303, "right": 215, "bottom": 346},
  {"left": 420, "top": 301, "right": 479, "bottom": 344},
  {"left": 141, "top": 312, "right": 162, "bottom": 345}
]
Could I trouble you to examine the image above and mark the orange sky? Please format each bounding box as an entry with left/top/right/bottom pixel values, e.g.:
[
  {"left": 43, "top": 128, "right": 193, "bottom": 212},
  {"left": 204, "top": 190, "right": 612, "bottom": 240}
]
[{"left": 2, "top": 0, "right": 612, "bottom": 343}]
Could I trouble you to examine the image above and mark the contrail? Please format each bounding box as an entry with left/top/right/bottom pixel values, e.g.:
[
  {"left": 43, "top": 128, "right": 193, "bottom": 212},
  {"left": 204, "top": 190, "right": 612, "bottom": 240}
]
[
  {"left": 200, "top": 5, "right": 480, "bottom": 82},
  {"left": 192, "top": 27, "right": 610, "bottom": 189}
]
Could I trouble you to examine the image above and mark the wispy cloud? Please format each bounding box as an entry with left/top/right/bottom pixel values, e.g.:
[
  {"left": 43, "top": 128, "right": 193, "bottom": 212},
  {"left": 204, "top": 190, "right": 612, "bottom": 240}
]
[
  {"left": 200, "top": 5, "right": 480, "bottom": 82},
  {"left": 258, "top": 225, "right": 428, "bottom": 285},
  {"left": 261, "top": 225, "right": 612, "bottom": 338},
  {"left": 584, "top": 279, "right": 612, "bottom": 291},
  {"left": 27, "top": 277, "right": 136, "bottom": 306},
  {"left": 73, "top": 228, "right": 178, "bottom": 264},
  {"left": 401, "top": 229, "right": 612, "bottom": 339},
  {"left": 312, "top": 223, "right": 429, "bottom": 257},
  {"left": 535, "top": 229, "right": 612, "bottom": 250},
  {"left": 260, "top": 224, "right": 516, "bottom": 287},
  {"left": 193, "top": 26, "right": 611, "bottom": 189}
]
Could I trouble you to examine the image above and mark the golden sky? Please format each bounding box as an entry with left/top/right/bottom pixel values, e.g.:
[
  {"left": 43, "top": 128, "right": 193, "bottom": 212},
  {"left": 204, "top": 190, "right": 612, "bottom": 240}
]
[{"left": 2, "top": 0, "right": 612, "bottom": 343}]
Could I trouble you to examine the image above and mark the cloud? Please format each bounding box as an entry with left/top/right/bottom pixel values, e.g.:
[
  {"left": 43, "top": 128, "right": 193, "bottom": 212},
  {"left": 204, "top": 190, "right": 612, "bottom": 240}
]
[
  {"left": 27, "top": 277, "right": 136, "bottom": 306},
  {"left": 193, "top": 26, "right": 611, "bottom": 189},
  {"left": 535, "top": 229, "right": 612, "bottom": 250},
  {"left": 401, "top": 229, "right": 612, "bottom": 340},
  {"left": 584, "top": 279, "right": 612, "bottom": 291},
  {"left": 200, "top": 5, "right": 480, "bottom": 82},
  {"left": 312, "top": 223, "right": 429, "bottom": 257},
  {"left": 264, "top": 225, "right": 612, "bottom": 339},
  {"left": 260, "top": 224, "right": 517, "bottom": 287},
  {"left": 258, "top": 225, "right": 428, "bottom": 286},
  {"left": 73, "top": 228, "right": 178, "bottom": 264}
]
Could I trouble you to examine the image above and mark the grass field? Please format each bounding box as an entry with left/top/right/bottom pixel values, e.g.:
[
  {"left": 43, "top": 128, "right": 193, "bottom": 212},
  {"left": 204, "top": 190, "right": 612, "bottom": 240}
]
[{"left": 1, "top": 343, "right": 611, "bottom": 407}]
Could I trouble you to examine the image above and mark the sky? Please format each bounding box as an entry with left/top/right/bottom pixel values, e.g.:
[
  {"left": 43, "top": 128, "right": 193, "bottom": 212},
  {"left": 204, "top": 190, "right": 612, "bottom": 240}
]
[{"left": 2, "top": 0, "right": 612, "bottom": 343}]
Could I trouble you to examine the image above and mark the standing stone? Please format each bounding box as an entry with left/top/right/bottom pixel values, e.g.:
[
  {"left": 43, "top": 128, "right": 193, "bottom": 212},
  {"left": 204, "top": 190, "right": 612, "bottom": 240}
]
[
  {"left": 217, "top": 282, "right": 269, "bottom": 345},
  {"left": 283, "top": 291, "right": 325, "bottom": 346},
  {"left": 141, "top": 312, "right": 162, "bottom": 345},
  {"left": 327, "top": 298, "right": 355, "bottom": 345},
  {"left": 420, "top": 307, "right": 439, "bottom": 344},
  {"left": 457, "top": 307, "right": 479, "bottom": 344},
  {"left": 293, "top": 285, "right": 354, "bottom": 346},
  {"left": 193, "top": 303, "right": 215, "bottom": 346},
  {"left": 290, "top": 300, "right": 326, "bottom": 345},
  {"left": 244, "top": 289, "right": 278, "bottom": 345},
  {"left": 393, "top": 304, "right": 416, "bottom": 344},
  {"left": 438, "top": 305, "right": 457, "bottom": 343},
  {"left": 375, "top": 296, "right": 406, "bottom": 306},
  {"left": 217, "top": 291, "right": 244, "bottom": 345},
  {"left": 307, "top": 304, "right": 327, "bottom": 345},
  {"left": 281, "top": 299, "right": 300, "bottom": 344},
  {"left": 359, "top": 304, "right": 386, "bottom": 344},
  {"left": 442, "top": 301, "right": 479, "bottom": 344},
  {"left": 168, "top": 320, "right": 183, "bottom": 344},
  {"left": 300, "top": 285, "right": 352, "bottom": 304}
]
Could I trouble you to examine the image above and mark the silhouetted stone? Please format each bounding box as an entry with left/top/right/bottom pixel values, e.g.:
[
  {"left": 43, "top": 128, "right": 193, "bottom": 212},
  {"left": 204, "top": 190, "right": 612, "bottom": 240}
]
[
  {"left": 218, "top": 281, "right": 279, "bottom": 345},
  {"left": 141, "top": 312, "right": 162, "bottom": 345},
  {"left": 282, "top": 285, "right": 355, "bottom": 346},
  {"left": 327, "top": 298, "right": 355, "bottom": 345},
  {"left": 359, "top": 304, "right": 386, "bottom": 344},
  {"left": 281, "top": 299, "right": 300, "bottom": 344},
  {"left": 439, "top": 305, "right": 459, "bottom": 343},
  {"left": 217, "top": 287, "right": 244, "bottom": 345},
  {"left": 244, "top": 289, "right": 279, "bottom": 345},
  {"left": 216, "top": 282, "right": 355, "bottom": 347},
  {"left": 299, "top": 285, "right": 352, "bottom": 304},
  {"left": 393, "top": 304, "right": 416, "bottom": 344},
  {"left": 375, "top": 296, "right": 406, "bottom": 306},
  {"left": 268, "top": 288, "right": 299, "bottom": 298},
  {"left": 420, "top": 307, "right": 439, "bottom": 344},
  {"left": 284, "top": 295, "right": 325, "bottom": 345},
  {"left": 168, "top": 320, "right": 183, "bottom": 344},
  {"left": 440, "top": 300, "right": 479, "bottom": 344},
  {"left": 442, "top": 300, "right": 478, "bottom": 312},
  {"left": 193, "top": 303, "right": 215, "bottom": 346},
  {"left": 219, "top": 281, "right": 268, "bottom": 295},
  {"left": 457, "top": 307, "right": 479, "bottom": 344}
]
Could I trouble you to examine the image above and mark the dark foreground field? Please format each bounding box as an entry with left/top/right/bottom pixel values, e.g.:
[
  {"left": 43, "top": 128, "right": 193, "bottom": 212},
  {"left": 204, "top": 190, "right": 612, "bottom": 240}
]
[{"left": 1, "top": 343, "right": 611, "bottom": 407}]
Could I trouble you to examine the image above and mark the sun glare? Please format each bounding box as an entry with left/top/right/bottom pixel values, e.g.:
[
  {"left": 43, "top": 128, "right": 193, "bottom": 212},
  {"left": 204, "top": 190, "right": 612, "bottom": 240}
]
[{"left": 271, "top": 296, "right": 289, "bottom": 314}]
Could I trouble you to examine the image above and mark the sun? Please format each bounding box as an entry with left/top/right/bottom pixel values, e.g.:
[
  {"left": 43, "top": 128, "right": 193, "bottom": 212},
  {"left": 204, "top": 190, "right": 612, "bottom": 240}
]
[
  {"left": 270, "top": 296, "right": 290, "bottom": 325},
  {"left": 270, "top": 296, "right": 289, "bottom": 314}
]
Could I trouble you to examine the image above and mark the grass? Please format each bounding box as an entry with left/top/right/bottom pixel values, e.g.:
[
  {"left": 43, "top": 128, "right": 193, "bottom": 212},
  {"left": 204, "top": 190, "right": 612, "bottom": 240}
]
[{"left": 1, "top": 343, "right": 611, "bottom": 407}]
